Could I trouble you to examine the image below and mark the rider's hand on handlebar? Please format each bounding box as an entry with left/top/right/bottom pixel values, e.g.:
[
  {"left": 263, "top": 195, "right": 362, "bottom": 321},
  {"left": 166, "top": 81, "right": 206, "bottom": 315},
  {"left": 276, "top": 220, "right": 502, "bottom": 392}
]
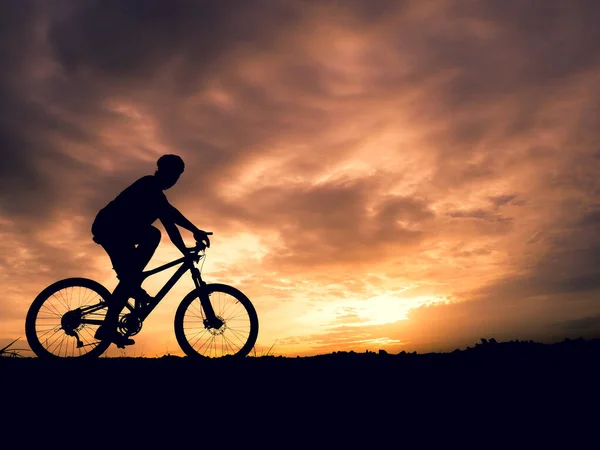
[{"left": 193, "top": 229, "right": 211, "bottom": 249}]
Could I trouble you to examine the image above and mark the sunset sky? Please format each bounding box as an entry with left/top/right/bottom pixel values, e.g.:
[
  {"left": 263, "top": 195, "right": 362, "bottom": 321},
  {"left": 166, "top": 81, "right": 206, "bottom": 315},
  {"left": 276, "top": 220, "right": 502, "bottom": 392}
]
[{"left": 2, "top": 0, "right": 600, "bottom": 358}]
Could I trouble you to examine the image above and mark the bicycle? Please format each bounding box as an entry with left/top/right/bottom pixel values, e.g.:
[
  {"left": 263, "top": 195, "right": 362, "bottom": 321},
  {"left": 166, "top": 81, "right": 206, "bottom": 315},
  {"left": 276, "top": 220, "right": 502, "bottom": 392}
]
[{"left": 25, "top": 233, "right": 259, "bottom": 360}]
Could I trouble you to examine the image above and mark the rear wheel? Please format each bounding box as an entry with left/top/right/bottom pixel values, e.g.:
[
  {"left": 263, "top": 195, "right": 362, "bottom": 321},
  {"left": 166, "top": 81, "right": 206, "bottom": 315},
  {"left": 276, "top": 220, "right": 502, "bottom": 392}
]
[
  {"left": 174, "top": 283, "right": 259, "bottom": 359},
  {"left": 25, "top": 278, "right": 113, "bottom": 359}
]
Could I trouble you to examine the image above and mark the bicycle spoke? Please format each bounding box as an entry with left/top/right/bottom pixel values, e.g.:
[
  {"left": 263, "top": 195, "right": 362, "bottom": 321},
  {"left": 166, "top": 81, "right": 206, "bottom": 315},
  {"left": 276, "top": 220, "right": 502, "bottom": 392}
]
[
  {"left": 188, "top": 328, "right": 212, "bottom": 351},
  {"left": 56, "top": 289, "right": 70, "bottom": 311},
  {"left": 185, "top": 322, "right": 216, "bottom": 356},
  {"left": 216, "top": 295, "right": 236, "bottom": 319},
  {"left": 203, "top": 335, "right": 219, "bottom": 356},
  {"left": 47, "top": 331, "right": 67, "bottom": 356},
  {"left": 67, "top": 287, "right": 74, "bottom": 311},
  {"left": 193, "top": 334, "right": 214, "bottom": 356},
  {"left": 41, "top": 301, "right": 61, "bottom": 318},
  {"left": 80, "top": 285, "right": 94, "bottom": 306},
  {"left": 221, "top": 336, "right": 236, "bottom": 355},
  {"left": 80, "top": 326, "right": 98, "bottom": 347},
  {"left": 222, "top": 309, "right": 248, "bottom": 323},
  {"left": 224, "top": 326, "right": 249, "bottom": 347},
  {"left": 36, "top": 327, "right": 61, "bottom": 340},
  {"left": 220, "top": 333, "right": 241, "bottom": 353},
  {"left": 78, "top": 289, "right": 88, "bottom": 308},
  {"left": 44, "top": 298, "right": 65, "bottom": 317}
]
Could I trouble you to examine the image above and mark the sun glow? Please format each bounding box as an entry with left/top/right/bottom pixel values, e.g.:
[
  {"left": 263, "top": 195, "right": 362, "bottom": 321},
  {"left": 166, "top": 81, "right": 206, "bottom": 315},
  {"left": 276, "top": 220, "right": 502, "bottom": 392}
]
[
  {"left": 294, "top": 293, "right": 450, "bottom": 331},
  {"left": 344, "top": 294, "right": 448, "bottom": 326},
  {"left": 359, "top": 294, "right": 446, "bottom": 325}
]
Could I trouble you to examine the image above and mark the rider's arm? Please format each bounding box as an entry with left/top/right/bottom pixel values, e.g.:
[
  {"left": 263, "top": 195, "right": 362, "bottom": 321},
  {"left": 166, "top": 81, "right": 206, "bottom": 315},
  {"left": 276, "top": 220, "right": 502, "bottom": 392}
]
[
  {"left": 164, "top": 203, "right": 201, "bottom": 234},
  {"left": 160, "top": 201, "right": 211, "bottom": 249},
  {"left": 161, "top": 218, "right": 188, "bottom": 255}
]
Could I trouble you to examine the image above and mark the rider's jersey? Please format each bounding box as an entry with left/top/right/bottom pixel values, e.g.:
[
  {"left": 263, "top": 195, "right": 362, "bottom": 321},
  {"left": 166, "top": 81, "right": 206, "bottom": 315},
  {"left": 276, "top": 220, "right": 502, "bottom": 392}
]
[{"left": 92, "top": 175, "right": 169, "bottom": 239}]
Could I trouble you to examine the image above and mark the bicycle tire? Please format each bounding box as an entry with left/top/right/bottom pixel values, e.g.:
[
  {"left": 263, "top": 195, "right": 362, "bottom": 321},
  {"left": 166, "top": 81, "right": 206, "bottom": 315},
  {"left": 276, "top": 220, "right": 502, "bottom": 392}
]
[
  {"left": 174, "top": 283, "right": 259, "bottom": 359},
  {"left": 25, "top": 277, "right": 113, "bottom": 359}
]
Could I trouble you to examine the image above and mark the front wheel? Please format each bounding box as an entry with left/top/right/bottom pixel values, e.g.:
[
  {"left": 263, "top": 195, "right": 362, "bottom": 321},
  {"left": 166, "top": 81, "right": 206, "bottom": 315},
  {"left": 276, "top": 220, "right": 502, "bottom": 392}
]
[
  {"left": 174, "top": 283, "right": 259, "bottom": 359},
  {"left": 25, "top": 278, "right": 113, "bottom": 359}
]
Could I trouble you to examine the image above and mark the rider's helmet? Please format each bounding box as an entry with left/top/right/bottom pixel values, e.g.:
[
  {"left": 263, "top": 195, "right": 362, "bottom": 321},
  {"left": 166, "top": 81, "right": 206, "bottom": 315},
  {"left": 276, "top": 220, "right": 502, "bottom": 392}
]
[
  {"left": 157, "top": 154, "right": 185, "bottom": 174},
  {"left": 156, "top": 154, "right": 185, "bottom": 190}
]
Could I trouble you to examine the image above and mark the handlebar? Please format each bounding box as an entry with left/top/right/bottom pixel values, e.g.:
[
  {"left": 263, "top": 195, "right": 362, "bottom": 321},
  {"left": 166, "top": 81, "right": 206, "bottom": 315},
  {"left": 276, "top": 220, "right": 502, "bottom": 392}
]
[{"left": 190, "top": 231, "right": 212, "bottom": 253}]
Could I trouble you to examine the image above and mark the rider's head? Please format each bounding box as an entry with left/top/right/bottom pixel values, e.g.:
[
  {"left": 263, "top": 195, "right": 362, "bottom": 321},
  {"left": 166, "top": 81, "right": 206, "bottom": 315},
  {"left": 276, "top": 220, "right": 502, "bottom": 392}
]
[{"left": 155, "top": 154, "right": 185, "bottom": 189}]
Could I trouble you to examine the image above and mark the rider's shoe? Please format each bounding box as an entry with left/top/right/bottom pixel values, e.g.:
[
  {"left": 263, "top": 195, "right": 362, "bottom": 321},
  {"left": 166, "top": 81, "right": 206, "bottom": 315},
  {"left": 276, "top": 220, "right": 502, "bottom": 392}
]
[
  {"left": 94, "top": 325, "right": 135, "bottom": 348},
  {"left": 135, "top": 288, "right": 153, "bottom": 307},
  {"left": 113, "top": 335, "right": 135, "bottom": 349}
]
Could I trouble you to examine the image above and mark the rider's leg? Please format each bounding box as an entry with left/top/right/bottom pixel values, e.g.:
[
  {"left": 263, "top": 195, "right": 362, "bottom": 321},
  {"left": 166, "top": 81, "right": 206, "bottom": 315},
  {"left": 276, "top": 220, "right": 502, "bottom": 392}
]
[
  {"left": 119, "top": 226, "right": 161, "bottom": 303},
  {"left": 102, "top": 227, "right": 159, "bottom": 292},
  {"left": 132, "top": 226, "right": 161, "bottom": 274},
  {"left": 93, "top": 240, "right": 137, "bottom": 345},
  {"left": 94, "top": 227, "right": 161, "bottom": 343}
]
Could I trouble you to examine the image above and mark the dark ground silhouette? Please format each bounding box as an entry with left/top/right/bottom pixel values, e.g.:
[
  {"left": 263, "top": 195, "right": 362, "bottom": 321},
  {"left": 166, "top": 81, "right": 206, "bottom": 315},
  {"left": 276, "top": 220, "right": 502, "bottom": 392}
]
[{"left": 3, "top": 337, "right": 597, "bottom": 440}]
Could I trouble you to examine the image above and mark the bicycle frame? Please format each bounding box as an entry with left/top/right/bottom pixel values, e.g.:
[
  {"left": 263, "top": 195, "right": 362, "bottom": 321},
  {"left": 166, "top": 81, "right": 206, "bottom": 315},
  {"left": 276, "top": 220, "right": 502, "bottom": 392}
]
[
  {"left": 79, "top": 248, "right": 219, "bottom": 329},
  {"left": 125, "top": 250, "right": 218, "bottom": 322}
]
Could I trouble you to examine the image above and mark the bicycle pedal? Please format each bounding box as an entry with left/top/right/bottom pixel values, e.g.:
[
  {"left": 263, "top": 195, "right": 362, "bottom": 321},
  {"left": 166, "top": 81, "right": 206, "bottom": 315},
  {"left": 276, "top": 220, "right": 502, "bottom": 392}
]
[{"left": 114, "top": 336, "right": 135, "bottom": 348}]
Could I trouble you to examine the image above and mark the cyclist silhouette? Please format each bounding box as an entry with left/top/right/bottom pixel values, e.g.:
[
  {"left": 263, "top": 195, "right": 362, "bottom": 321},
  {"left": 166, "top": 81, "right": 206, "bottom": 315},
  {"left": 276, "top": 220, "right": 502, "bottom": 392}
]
[{"left": 91, "top": 154, "right": 211, "bottom": 347}]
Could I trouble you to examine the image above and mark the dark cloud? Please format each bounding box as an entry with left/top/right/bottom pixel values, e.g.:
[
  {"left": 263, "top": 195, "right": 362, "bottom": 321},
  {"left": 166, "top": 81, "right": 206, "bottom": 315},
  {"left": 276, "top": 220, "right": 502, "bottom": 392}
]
[
  {"left": 470, "top": 237, "right": 600, "bottom": 303},
  {"left": 554, "top": 314, "right": 600, "bottom": 337},
  {"left": 449, "top": 209, "right": 495, "bottom": 220},
  {"left": 579, "top": 210, "right": 600, "bottom": 227},
  {"left": 48, "top": 0, "right": 300, "bottom": 82},
  {"left": 418, "top": 0, "right": 600, "bottom": 106},
  {"left": 477, "top": 0, "right": 600, "bottom": 80},
  {"left": 0, "top": 1, "right": 53, "bottom": 216},
  {"left": 489, "top": 194, "right": 516, "bottom": 207}
]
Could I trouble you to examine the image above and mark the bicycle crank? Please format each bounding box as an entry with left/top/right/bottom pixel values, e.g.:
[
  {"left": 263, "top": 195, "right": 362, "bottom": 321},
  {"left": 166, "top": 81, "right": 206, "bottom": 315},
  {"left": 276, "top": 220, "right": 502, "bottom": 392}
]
[{"left": 118, "top": 313, "right": 143, "bottom": 336}]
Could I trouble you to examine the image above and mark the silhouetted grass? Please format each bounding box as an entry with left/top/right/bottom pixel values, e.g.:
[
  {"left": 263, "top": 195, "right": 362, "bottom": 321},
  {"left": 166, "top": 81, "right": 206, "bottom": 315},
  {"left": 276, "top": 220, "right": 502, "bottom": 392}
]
[
  {"left": 4, "top": 336, "right": 600, "bottom": 369},
  {"left": 0, "top": 338, "right": 28, "bottom": 358},
  {"left": 253, "top": 339, "right": 278, "bottom": 357}
]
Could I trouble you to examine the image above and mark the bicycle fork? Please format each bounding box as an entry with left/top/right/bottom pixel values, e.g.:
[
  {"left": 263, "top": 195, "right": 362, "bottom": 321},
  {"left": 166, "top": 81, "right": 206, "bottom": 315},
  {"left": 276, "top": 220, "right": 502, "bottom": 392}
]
[{"left": 191, "top": 266, "right": 224, "bottom": 329}]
